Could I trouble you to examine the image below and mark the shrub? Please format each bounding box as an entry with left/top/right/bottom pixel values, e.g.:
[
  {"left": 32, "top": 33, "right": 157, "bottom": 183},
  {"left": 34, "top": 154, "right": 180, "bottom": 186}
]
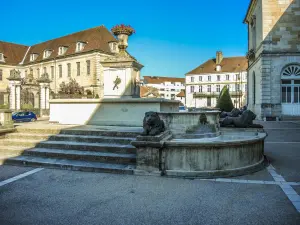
[{"left": 216, "top": 86, "right": 234, "bottom": 112}]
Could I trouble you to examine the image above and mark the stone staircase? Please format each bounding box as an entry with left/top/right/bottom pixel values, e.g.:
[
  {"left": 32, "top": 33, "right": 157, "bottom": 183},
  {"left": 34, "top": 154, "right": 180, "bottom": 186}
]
[{"left": 0, "top": 126, "right": 142, "bottom": 174}]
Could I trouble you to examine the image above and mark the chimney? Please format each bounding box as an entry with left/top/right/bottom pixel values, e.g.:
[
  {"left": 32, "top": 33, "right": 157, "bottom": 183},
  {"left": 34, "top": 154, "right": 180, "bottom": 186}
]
[
  {"left": 216, "top": 51, "right": 223, "bottom": 72},
  {"left": 216, "top": 51, "right": 223, "bottom": 65}
]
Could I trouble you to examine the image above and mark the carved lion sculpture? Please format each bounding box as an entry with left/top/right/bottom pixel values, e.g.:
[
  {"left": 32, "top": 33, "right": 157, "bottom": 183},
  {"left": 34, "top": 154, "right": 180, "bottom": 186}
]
[
  {"left": 220, "top": 108, "right": 242, "bottom": 118},
  {"left": 220, "top": 110, "right": 263, "bottom": 128},
  {"left": 141, "top": 111, "right": 165, "bottom": 136}
]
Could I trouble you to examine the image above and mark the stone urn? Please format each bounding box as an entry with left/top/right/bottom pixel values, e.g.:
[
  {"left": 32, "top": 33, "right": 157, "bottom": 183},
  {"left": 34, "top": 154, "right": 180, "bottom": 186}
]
[{"left": 111, "top": 24, "right": 135, "bottom": 55}]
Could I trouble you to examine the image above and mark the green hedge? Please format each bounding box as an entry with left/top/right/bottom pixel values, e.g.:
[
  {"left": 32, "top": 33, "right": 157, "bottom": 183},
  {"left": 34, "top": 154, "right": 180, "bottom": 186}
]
[{"left": 216, "top": 86, "right": 234, "bottom": 112}]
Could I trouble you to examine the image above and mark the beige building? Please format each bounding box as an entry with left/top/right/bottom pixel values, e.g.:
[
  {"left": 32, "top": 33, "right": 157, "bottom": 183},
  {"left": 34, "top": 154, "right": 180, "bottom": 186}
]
[
  {"left": 244, "top": 0, "right": 300, "bottom": 120},
  {"left": 0, "top": 25, "right": 142, "bottom": 113},
  {"left": 185, "top": 51, "right": 248, "bottom": 109}
]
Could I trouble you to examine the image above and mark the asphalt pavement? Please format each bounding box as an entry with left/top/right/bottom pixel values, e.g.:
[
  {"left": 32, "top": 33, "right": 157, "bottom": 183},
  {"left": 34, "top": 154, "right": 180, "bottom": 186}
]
[{"left": 0, "top": 121, "right": 300, "bottom": 225}]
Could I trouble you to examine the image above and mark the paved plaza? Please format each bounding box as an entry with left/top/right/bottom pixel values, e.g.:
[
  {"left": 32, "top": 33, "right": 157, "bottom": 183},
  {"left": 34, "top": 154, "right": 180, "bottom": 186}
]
[{"left": 0, "top": 121, "right": 300, "bottom": 225}]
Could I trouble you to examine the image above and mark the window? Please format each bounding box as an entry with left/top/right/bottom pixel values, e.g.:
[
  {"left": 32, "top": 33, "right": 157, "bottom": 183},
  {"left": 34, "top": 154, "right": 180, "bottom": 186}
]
[
  {"left": 208, "top": 76, "right": 211, "bottom": 81},
  {"left": 226, "top": 75, "right": 229, "bottom": 80},
  {"left": 236, "top": 84, "right": 240, "bottom": 91},
  {"left": 160, "top": 88, "right": 165, "bottom": 91},
  {"left": 51, "top": 66, "right": 54, "bottom": 79},
  {"left": 207, "top": 85, "right": 211, "bottom": 92},
  {"left": 86, "top": 60, "right": 90, "bottom": 75},
  {"left": 236, "top": 74, "right": 240, "bottom": 80},
  {"left": 77, "top": 62, "right": 80, "bottom": 76},
  {"left": 207, "top": 97, "right": 211, "bottom": 107},
  {"left": 43, "top": 50, "right": 52, "bottom": 59},
  {"left": 171, "top": 89, "right": 175, "bottom": 91},
  {"left": 58, "top": 46, "right": 67, "bottom": 55},
  {"left": 171, "top": 94, "right": 175, "bottom": 100},
  {"left": 30, "top": 54, "right": 38, "bottom": 62},
  {"left": 43, "top": 67, "right": 47, "bottom": 74},
  {"left": 0, "top": 53, "right": 4, "bottom": 62},
  {"left": 199, "top": 76, "right": 202, "bottom": 82},
  {"left": 76, "top": 42, "right": 85, "bottom": 52},
  {"left": 190, "top": 86, "right": 194, "bottom": 93},
  {"left": 59, "top": 65, "right": 62, "bottom": 78},
  {"left": 0, "top": 69, "right": 2, "bottom": 81},
  {"left": 191, "top": 77, "right": 194, "bottom": 82},
  {"left": 199, "top": 85, "right": 202, "bottom": 92},
  {"left": 37, "top": 68, "right": 40, "bottom": 78},
  {"left": 67, "top": 63, "right": 71, "bottom": 77},
  {"left": 216, "top": 85, "right": 220, "bottom": 92},
  {"left": 160, "top": 94, "right": 165, "bottom": 98},
  {"left": 217, "top": 75, "right": 220, "bottom": 81}
]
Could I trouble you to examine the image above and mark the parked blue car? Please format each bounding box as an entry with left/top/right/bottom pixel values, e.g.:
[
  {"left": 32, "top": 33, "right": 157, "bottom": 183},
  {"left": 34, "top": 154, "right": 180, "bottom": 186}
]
[{"left": 12, "top": 111, "right": 37, "bottom": 122}]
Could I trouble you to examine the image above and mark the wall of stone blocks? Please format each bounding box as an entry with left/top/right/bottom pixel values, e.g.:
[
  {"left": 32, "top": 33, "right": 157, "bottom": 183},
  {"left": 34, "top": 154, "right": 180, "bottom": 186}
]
[{"left": 263, "top": 0, "right": 300, "bottom": 52}]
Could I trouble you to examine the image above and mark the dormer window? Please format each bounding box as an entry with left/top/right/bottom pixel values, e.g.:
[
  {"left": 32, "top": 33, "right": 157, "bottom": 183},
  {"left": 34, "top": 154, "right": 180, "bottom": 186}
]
[
  {"left": 30, "top": 53, "right": 38, "bottom": 62},
  {"left": 109, "top": 42, "right": 118, "bottom": 53},
  {"left": 76, "top": 42, "right": 85, "bottom": 52},
  {"left": 0, "top": 53, "right": 4, "bottom": 62},
  {"left": 58, "top": 46, "right": 68, "bottom": 55},
  {"left": 216, "top": 65, "right": 222, "bottom": 72},
  {"left": 43, "top": 50, "right": 52, "bottom": 59}
]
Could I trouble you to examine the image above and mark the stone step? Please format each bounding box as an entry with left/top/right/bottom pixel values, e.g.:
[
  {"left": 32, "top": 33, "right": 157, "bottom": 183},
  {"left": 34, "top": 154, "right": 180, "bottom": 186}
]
[
  {"left": 4, "top": 156, "right": 135, "bottom": 174},
  {"left": 4, "top": 133, "right": 53, "bottom": 140},
  {"left": 0, "top": 139, "right": 42, "bottom": 148},
  {"left": 48, "top": 134, "right": 135, "bottom": 145},
  {"left": 281, "top": 116, "right": 300, "bottom": 121},
  {"left": 35, "top": 141, "right": 136, "bottom": 154},
  {"left": 22, "top": 148, "right": 136, "bottom": 164},
  {"left": 16, "top": 128, "right": 62, "bottom": 135},
  {"left": 59, "top": 129, "right": 141, "bottom": 138}
]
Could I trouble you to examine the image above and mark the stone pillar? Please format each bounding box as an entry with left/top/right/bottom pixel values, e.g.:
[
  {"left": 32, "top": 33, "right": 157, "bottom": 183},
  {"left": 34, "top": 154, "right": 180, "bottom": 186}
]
[
  {"left": 15, "top": 84, "right": 21, "bottom": 110},
  {"left": 7, "top": 69, "right": 22, "bottom": 111},
  {"left": 45, "top": 87, "right": 50, "bottom": 109},
  {"left": 9, "top": 82, "right": 16, "bottom": 110},
  {"left": 37, "top": 73, "right": 51, "bottom": 116}
]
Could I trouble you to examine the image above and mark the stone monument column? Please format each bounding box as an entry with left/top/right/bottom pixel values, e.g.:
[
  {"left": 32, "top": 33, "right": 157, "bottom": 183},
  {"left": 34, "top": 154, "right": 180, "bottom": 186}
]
[
  {"left": 37, "top": 73, "right": 51, "bottom": 116},
  {"left": 7, "top": 69, "right": 22, "bottom": 110}
]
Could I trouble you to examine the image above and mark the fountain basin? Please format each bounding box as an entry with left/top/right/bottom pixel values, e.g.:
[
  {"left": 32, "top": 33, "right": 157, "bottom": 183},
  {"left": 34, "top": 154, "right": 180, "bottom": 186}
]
[{"left": 162, "top": 131, "right": 266, "bottom": 178}]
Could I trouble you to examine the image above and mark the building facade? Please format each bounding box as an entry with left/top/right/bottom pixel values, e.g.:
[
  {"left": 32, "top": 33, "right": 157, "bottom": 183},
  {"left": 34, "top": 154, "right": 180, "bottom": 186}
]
[
  {"left": 142, "top": 76, "right": 185, "bottom": 104},
  {"left": 0, "top": 25, "right": 142, "bottom": 113},
  {"left": 185, "top": 52, "right": 248, "bottom": 109},
  {"left": 244, "top": 0, "right": 300, "bottom": 119}
]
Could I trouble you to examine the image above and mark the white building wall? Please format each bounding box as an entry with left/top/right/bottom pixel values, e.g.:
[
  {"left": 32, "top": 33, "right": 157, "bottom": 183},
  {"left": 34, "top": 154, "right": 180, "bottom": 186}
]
[{"left": 185, "top": 71, "right": 247, "bottom": 108}]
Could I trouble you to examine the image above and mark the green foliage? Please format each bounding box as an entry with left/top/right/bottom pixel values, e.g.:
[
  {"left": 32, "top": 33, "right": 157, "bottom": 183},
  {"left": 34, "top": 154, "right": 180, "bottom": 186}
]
[
  {"left": 59, "top": 78, "right": 84, "bottom": 95},
  {"left": 216, "top": 86, "right": 234, "bottom": 112},
  {"left": 21, "top": 103, "right": 34, "bottom": 110},
  {"left": 0, "top": 104, "right": 9, "bottom": 109},
  {"left": 94, "top": 94, "right": 100, "bottom": 99}
]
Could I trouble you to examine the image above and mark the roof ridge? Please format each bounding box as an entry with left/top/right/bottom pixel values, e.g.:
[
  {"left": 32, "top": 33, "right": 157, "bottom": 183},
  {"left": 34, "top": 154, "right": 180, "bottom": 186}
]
[
  {"left": 0, "top": 40, "right": 29, "bottom": 47},
  {"left": 31, "top": 25, "right": 108, "bottom": 47}
]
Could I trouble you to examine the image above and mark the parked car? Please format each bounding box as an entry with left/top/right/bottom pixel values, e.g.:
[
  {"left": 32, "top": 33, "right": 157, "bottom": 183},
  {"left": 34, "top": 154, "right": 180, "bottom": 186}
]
[
  {"left": 12, "top": 111, "right": 37, "bottom": 122},
  {"left": 179, "top": 106, "right": 188, "bottom": 112}
]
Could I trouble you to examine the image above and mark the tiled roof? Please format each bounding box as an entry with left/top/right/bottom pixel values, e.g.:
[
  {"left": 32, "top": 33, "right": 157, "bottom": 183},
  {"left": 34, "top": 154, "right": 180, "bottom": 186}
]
[
  {"left": 140, "top": 86, "right": 149, "bottom": 97},
  {"left": 176, "top": 90, "right": 185, "bottom": 97},
  {"left": 23, "top": 26, "right": 117, "bottom": 64},
  {"left": 186, "top": 57, "right": 248, "bottom": 75},
  {"left": 0, "top": 41, "right": 29, "bottom": 65},
  {"left": 143, "top": 76, "right": 185, "bottom": 84}
]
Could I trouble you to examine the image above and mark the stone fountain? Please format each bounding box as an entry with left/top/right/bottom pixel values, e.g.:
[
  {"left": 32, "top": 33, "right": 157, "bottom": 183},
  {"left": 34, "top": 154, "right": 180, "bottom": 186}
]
[{"left": 131, "top": 110, "right": 267, "bottom": 178}]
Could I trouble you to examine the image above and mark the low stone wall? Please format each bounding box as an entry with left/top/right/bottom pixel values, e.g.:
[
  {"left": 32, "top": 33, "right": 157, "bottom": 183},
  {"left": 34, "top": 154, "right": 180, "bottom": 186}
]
[
  {"left": 0, "top": 109, "right": 14, "bottom": 129},
  {"left": 132, "top": 130, "right": 267, "bottom": 178},
  {"left": 49, "top": 98, "right": 180, "bottom": 126}
]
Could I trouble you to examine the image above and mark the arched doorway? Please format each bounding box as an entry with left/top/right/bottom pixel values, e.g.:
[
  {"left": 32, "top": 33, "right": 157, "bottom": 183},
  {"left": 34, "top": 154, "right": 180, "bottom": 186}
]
[{"left": 281, "top": 64, "right": 300, "bottom": 115}]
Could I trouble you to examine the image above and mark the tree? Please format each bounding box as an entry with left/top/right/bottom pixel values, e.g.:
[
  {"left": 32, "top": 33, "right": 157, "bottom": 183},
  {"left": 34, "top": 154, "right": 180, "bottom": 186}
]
[
  {"left": 59, "top": 78, "right": 84, "bottom": 95},
  {"left": 216, "top": 86, "right": 234, "bottom": 112}
]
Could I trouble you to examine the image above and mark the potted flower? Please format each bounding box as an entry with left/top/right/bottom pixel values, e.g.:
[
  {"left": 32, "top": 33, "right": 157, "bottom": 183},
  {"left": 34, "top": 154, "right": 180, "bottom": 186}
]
[{"left": 111, "top": 24, "right": 136, "bottom": 55}]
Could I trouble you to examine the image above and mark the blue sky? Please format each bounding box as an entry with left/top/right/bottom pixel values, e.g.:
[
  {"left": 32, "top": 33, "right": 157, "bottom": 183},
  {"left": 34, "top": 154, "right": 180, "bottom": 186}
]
[{"left": 2, "top": 0, "right": 250, "bottom": 77}]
